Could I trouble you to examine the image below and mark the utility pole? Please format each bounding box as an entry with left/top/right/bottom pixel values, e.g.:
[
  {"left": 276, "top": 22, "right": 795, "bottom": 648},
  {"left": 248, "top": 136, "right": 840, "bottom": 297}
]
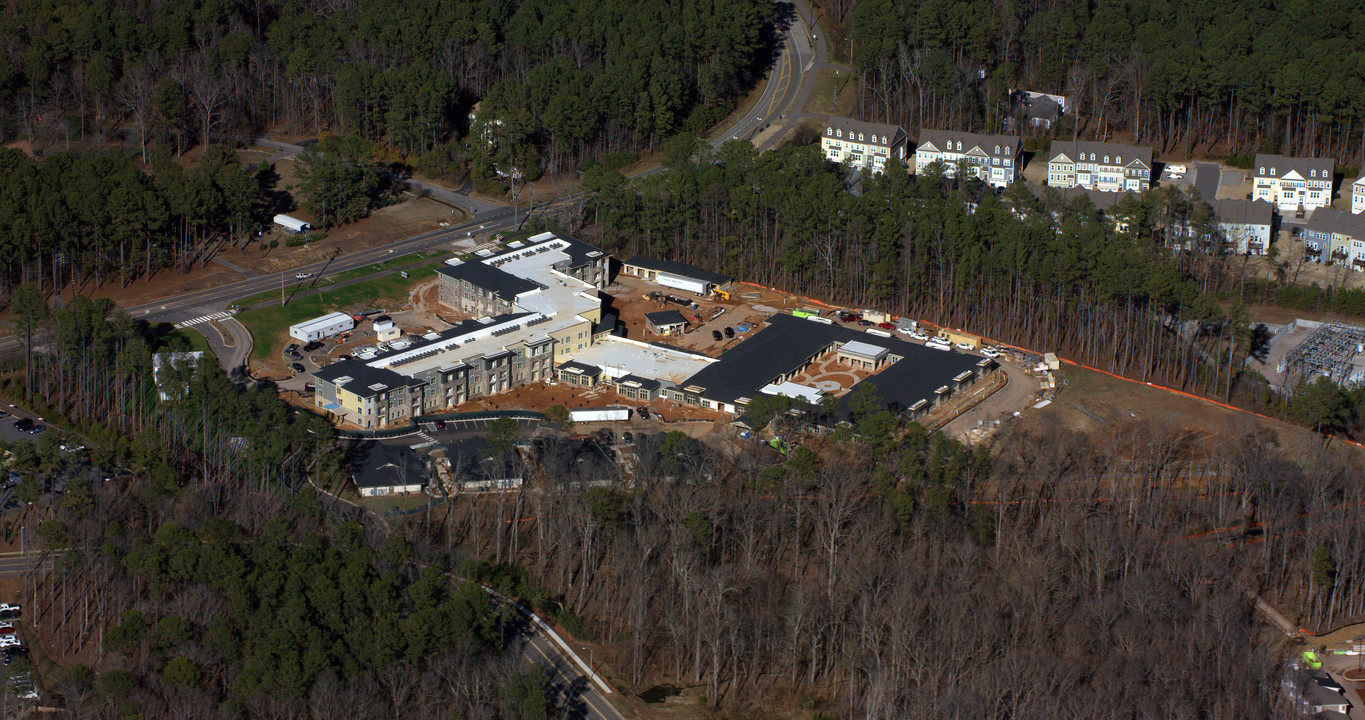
[{"left": 280, "top": 268, "right": 285, "bottom": 306}]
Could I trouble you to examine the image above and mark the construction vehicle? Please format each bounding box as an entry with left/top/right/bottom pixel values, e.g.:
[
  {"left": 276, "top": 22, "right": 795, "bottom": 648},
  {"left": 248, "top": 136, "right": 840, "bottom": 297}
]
[{"left": 712, "top": 288, "right": 731, "bottom": 301}]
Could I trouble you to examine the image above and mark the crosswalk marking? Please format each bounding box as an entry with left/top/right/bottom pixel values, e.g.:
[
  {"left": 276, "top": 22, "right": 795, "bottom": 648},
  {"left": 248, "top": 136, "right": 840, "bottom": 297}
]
[{"left": 174, "top": 311, "right": 233, "bottom": 329}]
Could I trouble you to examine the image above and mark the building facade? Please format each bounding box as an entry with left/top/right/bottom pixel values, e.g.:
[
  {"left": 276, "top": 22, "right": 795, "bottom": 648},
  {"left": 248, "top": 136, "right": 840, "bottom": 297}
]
[
  {"left": 914, "top": 130, "right": 1022, "bottom": 188},
  {"left": 1211, "top": 199, "right": 1275, "bottom": 255},
  {"left": 316, "top": 233, "right": 608, "bottom": 428},
  {"left": 1353, "top": 175, "right": 1365, "bottom": 214},
  {"left": 821, "top": 118, "right": 908, "bottom": 174},
  {"left": 1253, "top": 154, "right": 1333, "bottom": 214},
  {"left": 1046, "top": 141, "right": 1153, "bottom": 193},
  {"left": 1303, "top": 209, "right": 1365, "bottom": 269}
]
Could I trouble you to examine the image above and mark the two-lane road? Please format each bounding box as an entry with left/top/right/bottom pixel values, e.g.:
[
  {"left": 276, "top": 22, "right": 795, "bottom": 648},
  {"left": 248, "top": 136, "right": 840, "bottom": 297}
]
[{"left": 516, "top": 628, "right": 623, "bottom": 720}]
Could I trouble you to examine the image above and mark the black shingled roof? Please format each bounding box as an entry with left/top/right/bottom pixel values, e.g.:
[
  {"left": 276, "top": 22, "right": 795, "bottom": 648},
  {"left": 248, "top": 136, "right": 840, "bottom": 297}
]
[
  {"left": 645, "top": 310, "right": 688, "bottom": 327},
  {"left": 679, "top": 314, "right": 980, "bottom": 414},
  {"left": 624, "top": 256, "right": 732, "bottom": 286},
  {"left": 436, "top": 262, "right": 543, "bottom": 302},
  {"left": 348, "top": 442, "right": 427, "bottom": 490}
]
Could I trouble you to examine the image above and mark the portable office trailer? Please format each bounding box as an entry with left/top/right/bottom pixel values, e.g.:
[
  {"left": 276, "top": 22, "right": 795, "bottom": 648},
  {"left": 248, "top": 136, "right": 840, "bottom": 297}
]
[
  {"left": 274, "top": 214, "right": 312, "bottom": 234},
  {"left": 569, "top": 407, "right": 632, "bottom": 423},
  {"left": 289, "top": 312, "right": 355, "bottom": 342},
  {"left": 656, "top": 273, "right": 710, "bottom": 295}
]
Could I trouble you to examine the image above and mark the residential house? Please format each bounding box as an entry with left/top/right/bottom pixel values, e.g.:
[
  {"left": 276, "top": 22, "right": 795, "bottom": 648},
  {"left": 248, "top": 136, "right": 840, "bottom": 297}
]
[
  {"left": 1025, "top": 186, "right": 1139, "bottom": 232},
  {"left": 1303, "top": 209, "right": 1365, "bottom": 269},
  {"left": 915, "top": 130, "right": 1023, "bottom": 188},
  {"left": 1253, "top": 154, "right": 1333, "bottom": 214},
  {"left": 1008, "top": 90, "right": 1065, "bottom": 131},
  {"left": 1353, "top": 175, "right": 1365, "bottom": 214},
  {"left": 820, "top": 118, "right": 908, "bottom": 174},
  {"left": 1046, "top": 141, "right": 1153, "bottom": 193},
  {"left": 1211, "top": 199, "right": 1275, "bottom": 255}
]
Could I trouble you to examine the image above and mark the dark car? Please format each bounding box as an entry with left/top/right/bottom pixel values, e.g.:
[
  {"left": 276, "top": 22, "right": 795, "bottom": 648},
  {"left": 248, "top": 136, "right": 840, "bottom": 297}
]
[
  {"left": 858, "top": 319, "right": 873, "bottom": 326},
  {"left": 27, "top": 425, "right": 44, "bottom": 435},
  {"left": 303, "top": 382, "right": 316, "bottom": 392},
  {"left": 0, "top": 411, "right": 9, "bottom": 420},
  {"left": 723, "top": 326, "right": 735, "bottom": 338},
  {"left": 12, "top": 419, "right": 31, "bottom": 432},
  {"left": 434, "top": 420, "right": 447, "bottom": 430},
  {"left": 291, "top": 363, "right": 306, "bottom": 373},
  {"left": 286, "top": 344, "right": 299, "bottom": 353},
  {"left": 711, "top": 330, "right": 723, "bottom": 341},
  {"left": 637, "top": 407, "right": 650, "bottom": 420},
  {"left": 622, "top": 431, "right": 634, "bottom": 444}
]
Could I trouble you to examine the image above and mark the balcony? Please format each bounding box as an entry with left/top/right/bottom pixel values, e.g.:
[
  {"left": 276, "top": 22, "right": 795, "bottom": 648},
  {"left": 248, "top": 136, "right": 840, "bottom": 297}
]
[{"left": 1331, "top": 248, "right": 1348, "bottom": 260}]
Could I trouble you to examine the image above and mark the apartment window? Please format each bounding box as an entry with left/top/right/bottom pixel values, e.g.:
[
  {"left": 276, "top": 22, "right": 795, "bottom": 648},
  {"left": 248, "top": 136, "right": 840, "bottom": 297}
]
[
  {"left": 1104, "top": 156, "right": 1109, "bottom": 164},
  {"left": 1271, "top": 168, "right": 1276, "bottom": 176},
  {"left": 858, "top": 133, "right": 864, "bottom": 141},
  {"left": 992, "top": 157, "right": 999, "bottom": 166},
  {"left": 1004, "top": 158, "right": 1011, "bottom": 167},
  {"left": 1117, "top": 156, "right": 1122, "bottom": 163},
  {"left": 994, "top": 145, "right": 1000, "bottom": 154},
  {"left": 836, "top": 129, "right": 842, "bottom": 138},
  {"left": 826, "top": 127, "right": 832, "bottom": 135},
  {"left": 1258, "top": 167, "right": 1265, "bottom": 175}
]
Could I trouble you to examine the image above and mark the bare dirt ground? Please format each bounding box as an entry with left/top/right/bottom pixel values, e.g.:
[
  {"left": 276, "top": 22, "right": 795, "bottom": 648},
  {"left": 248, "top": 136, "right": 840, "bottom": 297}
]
[
  {"left": 454, "top": 381, "right": 729, "bottom": 429},
  {"left": 1011, "top": 364, "right": 1337, "bottom": 463}
]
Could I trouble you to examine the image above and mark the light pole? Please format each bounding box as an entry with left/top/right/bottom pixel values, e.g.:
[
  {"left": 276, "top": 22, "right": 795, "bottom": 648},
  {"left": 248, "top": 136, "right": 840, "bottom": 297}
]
[{"left": 582, "top": 645, "right": 594, "bottom": 676}]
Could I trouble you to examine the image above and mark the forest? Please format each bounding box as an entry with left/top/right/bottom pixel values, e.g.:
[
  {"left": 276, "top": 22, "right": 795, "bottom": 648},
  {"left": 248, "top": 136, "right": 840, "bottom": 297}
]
[
  {"left": 0, "top": 0, "right": 771, "bottom": 177},
  {"left": 12, "top": 293, "right": 1349, "bottom": 718},
  {"left": 574, "top": 141, "right": 1285, "bottom": 413},
  {"left": 845, "top": 0, "right": 1365, "bottom": 160}
]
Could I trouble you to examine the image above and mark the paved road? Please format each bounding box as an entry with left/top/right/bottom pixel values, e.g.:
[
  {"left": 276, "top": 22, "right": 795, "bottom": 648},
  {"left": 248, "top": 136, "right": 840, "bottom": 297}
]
[
  {"left": 0, "top": 553, "right": 53, "bottom": 579},
  {"left": 516, "top": 628, "right": 623, "bottom": 720},
  {"left": 714, "top": 0, "right": 814, "bottom": 149}
]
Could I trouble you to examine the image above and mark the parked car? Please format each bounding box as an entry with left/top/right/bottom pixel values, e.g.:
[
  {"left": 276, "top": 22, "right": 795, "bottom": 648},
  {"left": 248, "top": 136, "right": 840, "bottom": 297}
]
[
  {"left": 0, "top": 625, "right": 16, "bottom": 636},
  {"left": 955, "top": 342, "right": 975, "bottom": 352},
  {"left": 303, "top": 341, "right": 323, "bottom": 352},
  {"left": 636, "top": 407, "right": 650, "bottom": 420},
  {"left": 291, "top": 363, "right": 306, "bottom": 373},
  {"left": 434, "top": 420, "right": 447, "bottom": 430},
  {"left": 27, "top": 425, "right": 44, "bottom": 435},
  {"left": 295, "top": 271, "right": 313, "bottom": 279},
  {"left": 0, "top": 637, "right": 21, "bottom": 648},
  {"left": 287, "top": 344, "right": 299, "bottom": 352},
  {"left": 12, "top": 419, "right": 32, "bottom": 432},
  {"left": 59, "top": 443, "right": 86, "bottom": 453},
  {"left": 878, "top": 322, "right": 896, "bottom": 331},
  {"left": 622, "top": 431, "right": 634, "bottom": 444},
  {"left": 0, "top": 411, "right": 9, "bottom": 420},
  {"left": 909, "top": 331, "right": 929, "bottom": 341},
  {"left": 0, "top": 604, "right": 24, "bottom": 618},
  {"left": 711, "top": 330, "right": 723, "bottom": 341},
  {"left": 980, "top": 347, "right": 1001, "bottom": 359},
  {"left": 723, "top": 326, "right": 735, "bottom": 338},
  {"left": 857, "top": 319, "right": 873, "bottom": 327},
  {"left": 303, "top": 382, "right": 316, "bottom": 392}
]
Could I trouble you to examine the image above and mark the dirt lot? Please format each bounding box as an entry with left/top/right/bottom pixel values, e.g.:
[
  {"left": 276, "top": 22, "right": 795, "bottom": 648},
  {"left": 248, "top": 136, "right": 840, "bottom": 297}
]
[{"left": 1011, "top": 363, "right": 1341, "bottom": 463}]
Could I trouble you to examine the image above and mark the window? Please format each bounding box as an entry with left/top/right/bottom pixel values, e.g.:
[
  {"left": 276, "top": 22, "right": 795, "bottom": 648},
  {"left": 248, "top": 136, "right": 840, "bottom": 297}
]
[
  {"left": 1258, "top": 167, "right": 1264, "bottom": 174},
  {"left": 837, "top": 129, "right": 842, "bottom": 138},
  {"left": 1104, "top": 156, "right": 1109, "bottom": 164},
  {"left": 1117, "top": 156, "right": 1122, "bottom": 163},
  {"left": 858, "top": 133, "right": 864, "bottom": 141},
  {"left": 826, "top": 127, "right": 832, "bottom": 135},
  {"left": 1004, "top": 158, "right": 1011, "bottom": 167},
  {"left": 1271, "top": 168, "right": 1276, "bottom": 176},
  {"left": 994, "top": 145, "right": 1000, "bottom": 154}
]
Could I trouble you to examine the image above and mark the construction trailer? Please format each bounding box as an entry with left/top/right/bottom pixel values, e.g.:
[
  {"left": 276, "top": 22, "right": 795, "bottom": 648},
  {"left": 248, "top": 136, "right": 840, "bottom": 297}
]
[
  {"left": 656, "top": 273, "right": 710, "bottom": 295},
  {"left": 289, "top": 312, "right": 355, "bottom": 342},
  {"left": 569, "top": 407, "right": 632, "bottom": 423},
  {"left": 274, "top": 214, "right": 312, "bottom": 234}
]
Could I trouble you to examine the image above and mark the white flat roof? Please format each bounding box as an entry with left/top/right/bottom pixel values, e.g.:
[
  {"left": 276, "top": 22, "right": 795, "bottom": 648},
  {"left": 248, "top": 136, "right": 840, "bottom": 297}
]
[
  {"left": 760, "top": 381, "right": 824, "bottom": 404},
  {"left": 290, "top": 311, "right": 353, "bottom": 333},
  {"left": 567, "top": 336, "right": 716, "bottom": 385},
  {"left": 840, "top": 340, "right": 889, "bottom": 360}
]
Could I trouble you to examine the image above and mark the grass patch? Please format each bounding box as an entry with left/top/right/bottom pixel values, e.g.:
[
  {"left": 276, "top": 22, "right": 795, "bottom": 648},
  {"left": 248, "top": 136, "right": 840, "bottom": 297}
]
[
  {"left": 231, "top": 252, "right": 438, "bottom": 308},
  {"left": 236, "top": 264, "right": 443, "bottom": 360},
  {"left": 803, "top": 68, "right": 855, "bottom": 115},
  {"left": 145, "top": 322, "right": 213, "bottom": 354},
  {"left": 359, "top": 493, "right": 433, "bottom": 515}
]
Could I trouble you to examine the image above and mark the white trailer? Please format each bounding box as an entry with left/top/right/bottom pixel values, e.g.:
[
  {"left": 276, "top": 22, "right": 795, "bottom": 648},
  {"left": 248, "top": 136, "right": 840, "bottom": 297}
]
[
  {"left": 656, "top": 273, "right": 710, "bottom": 295},
  {"left": 274, "top": 214, "right": 312, "bottom": 234},
  {"left": 289, "top": 312, "right": 355, "bottom": 342},
  {"left": 569, "top": 407, "right": 632, "bottom": 423}
]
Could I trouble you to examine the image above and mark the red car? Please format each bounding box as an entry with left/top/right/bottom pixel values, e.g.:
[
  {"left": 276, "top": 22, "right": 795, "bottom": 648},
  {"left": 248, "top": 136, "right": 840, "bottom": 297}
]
[
  {"left": 0, "top": 625, "right": 16, "bottom": 636},
  {"left": 878, "top": 322, "right": 896, "bottom": 331}
]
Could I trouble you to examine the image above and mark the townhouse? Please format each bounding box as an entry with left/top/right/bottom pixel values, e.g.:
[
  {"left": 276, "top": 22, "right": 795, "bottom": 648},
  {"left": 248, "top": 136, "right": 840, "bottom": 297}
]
[
  {"left": 1303, "top": 209, "right": 1365, "bottom": 269},
  {"left": 1210, "top": 199, "right": 1275, "bottom": 255},
  {"left": 821, "top": 118, "right": 908, "bottom": 175},
  {"left": 914, "top": 129, "right": 1022, "bottom": 188},
  {"left": 1046, "top": 140, "right": 1153, "bottom": 193},
  {"left": 1253, "top": 154, "right": 1333, "bottom": 214},
  {"left": 1353, "top": 175, "right": 1365, "bottom": 214}
]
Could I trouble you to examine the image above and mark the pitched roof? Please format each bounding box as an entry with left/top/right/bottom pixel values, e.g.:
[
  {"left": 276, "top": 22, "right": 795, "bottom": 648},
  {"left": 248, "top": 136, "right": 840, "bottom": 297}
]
[
  {"left": 1306, "top": 208, "right": 1344, "bottom": 236},
  {"left": 314, "top": 360, "right": 424, "bottom": 398},
  {"left": 1212, "top": 199, "right": 1274, "bottom": 227},
  {"left": 1048, "top": 140, "right": 1153, "bottom": 169},
  {"left": 622, "top": 256, "right": 732, "bottom": 286},
  {"left": 1254, "top": 154, "right": 1333, "bottom": 181},
  {"left": 435, "top": 261, "right": 543, "bottom": 302},
  {"left": 823, "top": 117, "right": 907, "bottom": 148},
  {"left": 1029, "top": 185, "right": 1135, "bottom": 211},
  {"left": 349, "top": 442, "right": 427, "bottom": 490},
  {"left": 916, "top": 129, "right": 1021, "bottom": 159},
  {"left": 645, "top": 310, "right": 688, "bottom": 327}
]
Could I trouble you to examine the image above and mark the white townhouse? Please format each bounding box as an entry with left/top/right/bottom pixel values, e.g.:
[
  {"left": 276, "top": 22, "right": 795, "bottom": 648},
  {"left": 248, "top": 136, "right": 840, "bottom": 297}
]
[
  {"left": 1046, "top": 140, "right": 1153, "bottom": 193},
  {"left": 1211, "top": 199, "right": 1275, "bottom": 255},
  {"left": 1352, "top": 175, "right": 1365, "bottom": 214},
  {"left": 1253, "top": 154, "right": 1333, "bottom": 214},
  {"left": 821, "top": 118, "right": 908, "bottom": 175},
  {"left": 915, "top": 129, "right": 1022, "bottom": 188}
]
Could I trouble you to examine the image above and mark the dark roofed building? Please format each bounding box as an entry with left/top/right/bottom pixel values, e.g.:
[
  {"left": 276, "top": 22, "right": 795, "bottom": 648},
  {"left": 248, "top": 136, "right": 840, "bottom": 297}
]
[
  {"left": 1047, "top": 140, "right": 1153, "bottom": 193},
  {"left": 556, "top": 360, "right": 602, "bottom": 386},
  {"left": 436, "top": 262, "right": 544, "bottom": 316},
  {"left": 621, "top": 256, "right": 733, "bottom": 295},
  {"left": 915, "top": 129, "right": 1022, "bottom": 188},
  {"left": 609, "top": 373, "right": 662, "bottom": 401},
  {"left": 349, "top": 442, "right": 427, "bottom": 497},
  {"left": 821, "top": 117, "right": 909, "bottom": 174},
  {"left": 671, "top": 314, "right": 982, "bottom": 420},
  {"left": 645, "top": 310, "right": 689, "bottom": 336}
]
